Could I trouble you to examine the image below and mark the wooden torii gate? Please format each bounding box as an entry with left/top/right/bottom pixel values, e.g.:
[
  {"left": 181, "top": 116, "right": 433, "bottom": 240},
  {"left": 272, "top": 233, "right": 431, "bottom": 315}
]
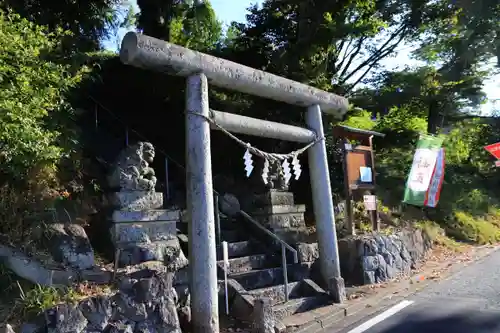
[{"left": 120, "top": 32, "right": 349, "bottom": 333}]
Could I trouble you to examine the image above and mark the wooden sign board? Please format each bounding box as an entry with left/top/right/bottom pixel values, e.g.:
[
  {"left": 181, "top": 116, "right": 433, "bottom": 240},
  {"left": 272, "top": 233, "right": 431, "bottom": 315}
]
[
  {"left": 333, "top": 125, "right": 385, "bottom": 234},
  {"left": 345, "top": 146, "right": 374, "bottom": 191}
]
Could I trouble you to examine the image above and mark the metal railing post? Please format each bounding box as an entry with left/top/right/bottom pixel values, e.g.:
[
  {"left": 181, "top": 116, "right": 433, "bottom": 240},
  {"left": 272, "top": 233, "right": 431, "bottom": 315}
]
[
  {"left": 214, "top": 194, "right": 221, "bottom": 246},
  {"left": 282, "top": 243, "right": 289, "bottom": 302}
]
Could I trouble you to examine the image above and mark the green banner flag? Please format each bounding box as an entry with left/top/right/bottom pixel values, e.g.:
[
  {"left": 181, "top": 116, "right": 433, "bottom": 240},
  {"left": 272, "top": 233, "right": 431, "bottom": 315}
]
[{"left": 403, "top": 134, "right": 444, "bottom": 207}]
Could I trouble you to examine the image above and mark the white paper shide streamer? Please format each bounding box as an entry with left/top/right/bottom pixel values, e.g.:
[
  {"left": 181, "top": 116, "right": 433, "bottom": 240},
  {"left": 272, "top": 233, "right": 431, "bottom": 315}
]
[
  {"left": 282, "top": 159, "right": 291, "bottom": 184},
  {"left": 262, "top": 159, "right": 269, "bottom": 184},
  {"left": 292, "top": 155, "right": 302, "bottom": 180},
  {"left": 243, "top": 144, "right": 254, "bottom": 177},
  {"left": 241, "top": 142, "right": 309, "bottom": 184}
]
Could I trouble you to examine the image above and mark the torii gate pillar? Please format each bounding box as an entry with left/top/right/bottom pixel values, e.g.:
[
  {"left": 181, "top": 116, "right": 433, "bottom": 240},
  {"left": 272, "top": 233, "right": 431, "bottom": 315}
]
[
  {"left": 306, "top": 105, "right": 344, "bottom": 301},
  {"left": 186, "top": 73, "right": 219, "bottom": 332}
]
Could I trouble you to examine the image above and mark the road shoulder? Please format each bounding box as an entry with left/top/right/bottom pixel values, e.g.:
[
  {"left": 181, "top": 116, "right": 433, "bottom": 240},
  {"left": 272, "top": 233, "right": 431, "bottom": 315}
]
[{"left": 292, "top": 244, "right": 499, "bottom": 333}]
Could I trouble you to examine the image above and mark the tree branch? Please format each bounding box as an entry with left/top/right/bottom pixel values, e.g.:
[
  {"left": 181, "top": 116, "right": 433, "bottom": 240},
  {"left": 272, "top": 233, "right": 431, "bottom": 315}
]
[
  {"left": 332, "top": 38, "right": 347, "bottom": 65},
  {"left": 344, "top": 49, "right": 397, "bottom": 94},
  {"left": 339, "top": 25, "right": 408, "bottom": 85},
  {"left": 338, "top": 37, "right": 366, "bottom": 79},
  {"left": 335, "top": 37, "right": 356, "bottom": 71}
]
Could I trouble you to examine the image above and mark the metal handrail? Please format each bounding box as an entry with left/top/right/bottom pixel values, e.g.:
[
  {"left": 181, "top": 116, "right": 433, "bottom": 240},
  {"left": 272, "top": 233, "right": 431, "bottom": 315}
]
[
  {"left": 239, "top": 211, "right": 299, "bottom": 263},
  {"left": 217, "top": 198, "right": 298, "bottom": 303},
  {"left": 240, "top": 210, "right": 298, "bottom": 303}
]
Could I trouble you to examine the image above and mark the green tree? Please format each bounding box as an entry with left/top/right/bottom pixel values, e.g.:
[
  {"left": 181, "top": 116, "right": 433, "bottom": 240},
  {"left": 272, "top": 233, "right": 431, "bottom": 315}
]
[
  {"left": 414, "top": 0, "right": 500, "bottom": 71},
  {"left": 0, "top": 0, "right": 130, "bottom": 52},
  {"left": 170, "top": 1, "right": 222, "bottom": 51},
  {"left": 136, "top": 0, "right": 178, "bottom": 40},
  {"left": 136, "top": 0, "right": 222, "bottom": 51},
  {"left": 352, "top": 66, "right": 487, "bottom": 133},
  {"left": 227, "top": 0, "right": 457, "bottom": 94},
  {"left": 0, "top": 10, "right": 90, "bottom": 181}
]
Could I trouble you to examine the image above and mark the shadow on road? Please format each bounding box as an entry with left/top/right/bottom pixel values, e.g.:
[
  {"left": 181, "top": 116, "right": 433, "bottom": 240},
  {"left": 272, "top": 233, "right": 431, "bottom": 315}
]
[{"left": 374, "top": 310, "right": 500, "bottom": 333}]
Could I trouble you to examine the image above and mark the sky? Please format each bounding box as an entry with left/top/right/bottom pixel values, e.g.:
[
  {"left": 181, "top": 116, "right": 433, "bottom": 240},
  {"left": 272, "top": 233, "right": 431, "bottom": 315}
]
[{"left": 105, "top": 0, "right": 499, "bottom": 115}]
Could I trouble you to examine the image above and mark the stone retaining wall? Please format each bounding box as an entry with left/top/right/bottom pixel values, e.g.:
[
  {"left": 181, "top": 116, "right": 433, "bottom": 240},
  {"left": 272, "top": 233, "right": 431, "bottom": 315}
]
[
  {"left": 295, "top": 228, "right": 432, "bottom": 286},
  {"left": 338, "top": 229, "right": 432, "bottom": 285}
]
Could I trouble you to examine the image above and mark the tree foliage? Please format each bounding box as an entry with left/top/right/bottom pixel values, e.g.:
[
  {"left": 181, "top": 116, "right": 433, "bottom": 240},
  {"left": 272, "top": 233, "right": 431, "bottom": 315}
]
[
  {"left": 0, "top": 0, "right": 130, "bottom": 52},
  {"left": 136, "top": 0, "right": 222, "bottom": 51},
  {"left": 169, "top": 1, "right": 222, "bottom": 51},
  {"left": 414, "top": 0, "right": 500, "bottom": 71},
  {"left": 0, "top": 11, "right": 90, "bottom": 181},
  {"left": 352, "top": 65, "right": 488, "bottom": 132},
  {"left": 222, "top": 0, "right": 487, "bottom": 94}
]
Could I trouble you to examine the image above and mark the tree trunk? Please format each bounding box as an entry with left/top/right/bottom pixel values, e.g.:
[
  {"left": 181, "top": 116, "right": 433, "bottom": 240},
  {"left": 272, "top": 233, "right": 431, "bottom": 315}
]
[{"left": 427, "top": 98, "right": 440, "bottom": 134}]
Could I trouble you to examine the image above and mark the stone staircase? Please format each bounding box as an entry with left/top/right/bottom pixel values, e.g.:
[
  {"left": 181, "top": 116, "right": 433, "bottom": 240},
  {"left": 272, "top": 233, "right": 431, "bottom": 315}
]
[
  {"left": 218, "top": 229, "right": 332, "bottom": 331},
  {"left": 178, "top": 190, "right": 334, "bottom": 332}
]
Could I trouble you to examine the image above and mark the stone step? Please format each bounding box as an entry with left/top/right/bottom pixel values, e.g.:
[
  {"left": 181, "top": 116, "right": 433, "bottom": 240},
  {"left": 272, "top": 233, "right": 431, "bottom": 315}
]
[
  {"left": 217, "top": 241, "right": 252, "bottom": 259},
  {"left": 228, "top": 277, "right": 330, "bottom": 323},
  {"left": 175, "top": 226, "right": 242, "bottom": 243},
  {"left": 178, "top": 234, "right": 248, "bottom": 258},
  {"left": 272, "top": 295, "right": 331, "bottom": 321},
  {"left": 218, "top": 217, "right": 240, "bottom": 229},
  {"left": 218, "top": 254, "right": 272, "bottom": 274},
  {"left": 177, "top": 217, "right": 237, "bottom": 229},
  {"left": 247, "top": 282, "right": 302, "bottom": 306},
  {"left": 228, "top": 262, "right": 313, "bottom": 290},
  {"left": 229, "top": 267, "right": 291, "bottom": 290}
]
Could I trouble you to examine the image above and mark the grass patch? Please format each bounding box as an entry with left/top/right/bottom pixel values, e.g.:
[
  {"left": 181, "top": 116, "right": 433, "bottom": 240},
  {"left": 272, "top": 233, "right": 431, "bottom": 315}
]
[
  {"left": 446, "top": 211, "right": 500, "bottom": 245},
  {"left": 415, "top": 220, "right": 465, "bottom": 251},
  {"left": 0, "top": 263, "right": 113, "bottom": 325}
]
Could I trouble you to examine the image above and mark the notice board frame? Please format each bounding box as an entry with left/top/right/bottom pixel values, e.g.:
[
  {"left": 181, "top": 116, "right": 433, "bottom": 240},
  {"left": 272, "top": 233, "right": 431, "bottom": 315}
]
[{"left": 333, "top": 124, "right": 385, "bottom": 235}]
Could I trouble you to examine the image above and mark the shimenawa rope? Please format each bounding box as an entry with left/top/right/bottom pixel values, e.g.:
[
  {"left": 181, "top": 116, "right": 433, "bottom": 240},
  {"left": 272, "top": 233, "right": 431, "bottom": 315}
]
[{"left": 187, "top": 111, "right": 323, "bottom": 162}]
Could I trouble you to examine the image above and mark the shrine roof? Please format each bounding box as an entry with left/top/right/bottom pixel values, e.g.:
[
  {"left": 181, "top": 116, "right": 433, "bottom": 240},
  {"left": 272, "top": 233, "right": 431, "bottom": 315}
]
[{"left": 332, "top": 125, "right": 385, "bottom": 140}]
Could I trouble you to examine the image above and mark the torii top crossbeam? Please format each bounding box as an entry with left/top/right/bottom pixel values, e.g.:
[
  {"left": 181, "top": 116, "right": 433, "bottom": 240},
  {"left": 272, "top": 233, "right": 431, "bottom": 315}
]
[{"left": 120, "top": 32, "right": 348, "bottom": 118}]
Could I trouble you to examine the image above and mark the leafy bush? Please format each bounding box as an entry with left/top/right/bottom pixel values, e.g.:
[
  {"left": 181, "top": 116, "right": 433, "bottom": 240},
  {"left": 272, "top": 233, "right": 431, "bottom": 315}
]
[
  {"left": 0, "top": 10, "right": 89, "bottom": 181},
  {"left": 375, "top": 106, "right": 428, "bottom": 134},
  {"left": 340, "top": 107, "right": 376, "bottom": 130},
  {"left": 447, "top": 211, "right": 500, "bottom": 244}
]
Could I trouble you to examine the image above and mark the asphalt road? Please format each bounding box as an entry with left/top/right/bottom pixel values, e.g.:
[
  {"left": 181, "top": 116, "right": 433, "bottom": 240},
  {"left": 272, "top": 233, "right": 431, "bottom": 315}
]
[{"left": 336, "top": 248, "right": 500, "bottom": 333}]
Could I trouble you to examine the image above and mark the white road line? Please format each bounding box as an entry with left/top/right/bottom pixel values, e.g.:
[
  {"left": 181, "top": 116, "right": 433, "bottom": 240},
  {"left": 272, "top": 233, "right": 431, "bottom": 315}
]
[{"left": 346, "top": 300, "right": 415, "bottom": 333}]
